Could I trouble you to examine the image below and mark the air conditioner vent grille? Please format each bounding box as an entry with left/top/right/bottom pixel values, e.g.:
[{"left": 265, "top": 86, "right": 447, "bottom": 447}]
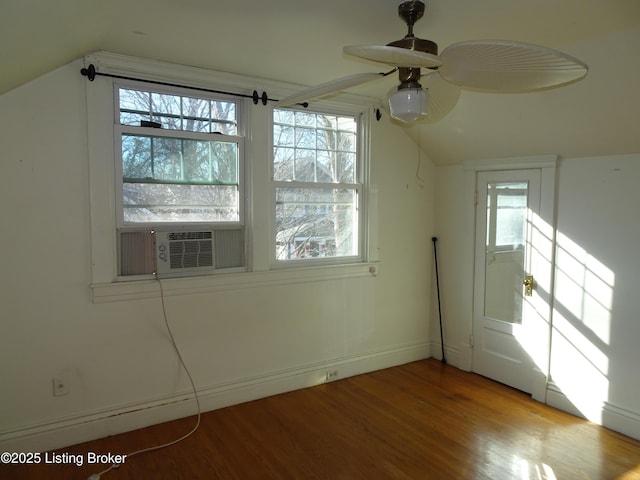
[
  {"left": 169, "top": 239, "right": 213, "bottom": 269},
  {"left": 119, "top": 230, "right": 155, "bottom": 276},
  {"left": 167, "top": 231, "right": 212, "bottom": 241},
  {"left": 155, "top": 229, "right": 215, "bottom": 277}
]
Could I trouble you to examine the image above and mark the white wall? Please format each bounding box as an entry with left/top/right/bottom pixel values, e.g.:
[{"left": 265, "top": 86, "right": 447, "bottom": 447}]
[
  {"left": 548, "top": 154, "right": 640, "bottom": 438},
  {"left": 0, "top": 59, "right": 435, "bottom": 452},
  {"left": 430, "top": 165, "right": 475, "bottom": 368},
  {"left": 433, "top": 154, "right": 640, "bottom": 440}
]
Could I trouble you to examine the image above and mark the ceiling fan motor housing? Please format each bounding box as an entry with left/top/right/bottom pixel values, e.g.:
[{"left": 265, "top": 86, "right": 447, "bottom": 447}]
[
  {"left": 388, "top": 37, "right": 438, "bottom": 56},
  {"left": 389, "top": 0, "right": 438, "bottom": 56}
]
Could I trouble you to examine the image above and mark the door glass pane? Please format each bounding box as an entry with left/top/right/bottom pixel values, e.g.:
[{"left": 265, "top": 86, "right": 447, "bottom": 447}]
[{"left": 484, "top": 181, "right": 528, "bottom": 323}]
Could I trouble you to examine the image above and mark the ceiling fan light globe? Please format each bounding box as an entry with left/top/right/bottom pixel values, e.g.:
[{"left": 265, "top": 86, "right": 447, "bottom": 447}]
[{"left": 389, "top": 88, "right": 428, "bottom": 123}]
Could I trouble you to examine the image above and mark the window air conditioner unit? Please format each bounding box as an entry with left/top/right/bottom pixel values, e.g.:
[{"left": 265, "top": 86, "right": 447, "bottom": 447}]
[{"left": 155, "top": 228, "right": 215, "bottom": 278}]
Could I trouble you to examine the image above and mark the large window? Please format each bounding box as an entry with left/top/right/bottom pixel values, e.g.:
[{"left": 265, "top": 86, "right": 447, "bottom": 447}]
[
  {"left": 116, "top": 85, "right": 243, "bottom": 225},
  {"left": 85, "top": 53, "right": 372, "bottom": 286},
  {"left": 273, "top": 108, "right": 362, "bottom": 262}
]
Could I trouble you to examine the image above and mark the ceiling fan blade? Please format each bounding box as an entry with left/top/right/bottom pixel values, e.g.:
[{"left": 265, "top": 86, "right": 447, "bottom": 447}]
[
  {"left": 277, "top": 72, "right": 385, "bottom": 107},
  {"left": 439, "top": 40, "right": 588, "bottom": 92},
  {"left": 344, "top": 45, "right": 442, "bottom": 69},
  {"left": 419, "top": 72, "right": 461, "bottom": 123}
]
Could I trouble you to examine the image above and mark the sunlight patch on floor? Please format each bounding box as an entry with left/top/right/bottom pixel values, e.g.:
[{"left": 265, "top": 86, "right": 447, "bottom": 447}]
[
  {"left": 515, "top": 458, "right": 557, "bottom": 480},
  {"left": 617, "top": 465, "right": 640, "bottom": 479}
]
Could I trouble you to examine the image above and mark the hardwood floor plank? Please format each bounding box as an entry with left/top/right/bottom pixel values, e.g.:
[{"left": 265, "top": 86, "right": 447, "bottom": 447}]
[{"left": 2, "top": 359, "right": 639, "bottom": 479}]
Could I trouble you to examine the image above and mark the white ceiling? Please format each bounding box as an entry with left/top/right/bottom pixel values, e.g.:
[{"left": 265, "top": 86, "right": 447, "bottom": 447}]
[{"left": 3, "top": 0, "right": 640, "bottom": 164}]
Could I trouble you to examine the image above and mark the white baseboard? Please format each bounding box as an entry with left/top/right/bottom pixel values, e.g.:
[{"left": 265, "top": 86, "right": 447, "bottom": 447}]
[
  {"left": 545, "top": 384, "right": 585, "bottom": 419},
  {"left": 546, "top": 384, "right": 640, "bottom": 441},
  {"left": 0, "top": 342, "right": 429, "bottom": 453},
  {"left": 429, "top": 341, "right": 472, "bottom": 371},
  {"left": 602, "top": 402, "right": 640, "bottom": 441}
]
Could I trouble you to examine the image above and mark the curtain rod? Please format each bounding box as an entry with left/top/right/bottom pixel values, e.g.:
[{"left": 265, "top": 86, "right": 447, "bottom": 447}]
[{"left": 80, "top": 64, "right": 308, "bottom": 107}]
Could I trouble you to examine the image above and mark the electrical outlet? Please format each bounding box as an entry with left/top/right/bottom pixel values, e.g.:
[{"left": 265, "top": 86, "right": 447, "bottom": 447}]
[
  {"left": 53, "top": 377, "right": 69, "bottom": 397},
  {"left": 325, "top": 370, "right": 339, "bottom": 382}
]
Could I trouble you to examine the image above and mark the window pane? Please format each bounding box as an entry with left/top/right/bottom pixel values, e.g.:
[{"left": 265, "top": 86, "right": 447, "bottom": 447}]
[
  {"left": 296, "top": 127, "right": 315, "bottom": 149},
  {"left": 337, "top": 116, "right": 357, "bottom": 132},
  {"left": 273, "top": 108, "right": 357, "bottom": 184},
  {"left": 274, "top": 109, "right": 295, "bottom": 125},
  {"left": 122, "top": 134, "right": 238, "bottom": 185},
  {"left": 295, "top": 150, "right": 315, "bottom": 182},
  {"left": 273, "top": 146, "right": 295, "bottom": 182},
  {"left": 123, "top": 183, "right": 238, "bottom": 223},
  {"left": 122, "top": 135, "right": 152, "bottom": 178},
  {"left": 294, "top": 111, "right": 315, "bottom": 127},
  {"left": 316, "top": 128, "right": 335, "bottom": 150},
  {"left": 495, "top": 195, "right": 526, "bottom": 246},
  {"left": 152, "top": 137, "right": 182, "bottom": 181},
  {"left": 122, "top": 133, "right": 239, "bottom": 224},
  {"left": 316, "top": 151, "right": 333, "bottom": 183},
  {"left": 151, "top": 92, "right": 181, "bottom": 129},
  {"left": 275, "top": 187, "right": 357, "bottom": 260},
  {"left": 486, "top": 182, "right": 528, "bottom": 249},
  {"left": 212, "top": 101, "right": 236, "bottom": 126},
  {"left": 274, "top": 125, "right": 294, "bottom": 147},
  {"left": 337, "top": 151, "right": 355, "bottom": 183},
  {"left": 318, "top": 114, "right": 337, "bottom": 130},
  {"left": 120, "top": 89, "right": 151, "bottom": 126},
  {"left": 120, "top": 89, "right": 149, "bottom": 111},
  {"left": 209, "top": 142, "right": 239, "bottom": 184},
  {"left": 181, "top": 96, "right": 210, "bottom": 132},
  {"left": 118, "top": 87, "right": 237, "bottom": 134},
  {"left": 338, "top": 131, "right": 356, "bottom": 152}
]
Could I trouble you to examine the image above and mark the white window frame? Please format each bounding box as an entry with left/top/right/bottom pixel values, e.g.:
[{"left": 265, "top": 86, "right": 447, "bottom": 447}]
[{"left": 270, "top": 104, "right": 369, "bottom": 268}]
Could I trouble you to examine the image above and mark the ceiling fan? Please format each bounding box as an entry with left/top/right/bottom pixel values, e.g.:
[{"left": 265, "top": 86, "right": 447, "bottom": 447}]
[{"left": 277, "top": 0, "right": 588, "bottom": 124}]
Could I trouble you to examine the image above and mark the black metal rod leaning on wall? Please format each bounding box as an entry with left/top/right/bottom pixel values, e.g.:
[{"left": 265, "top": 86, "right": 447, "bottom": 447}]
[
  {"left": 432, "top": 236, "right": 446, "bottom": 365},
  {"left": 80, "top": 63, "right": 308, "bottom": 107}
]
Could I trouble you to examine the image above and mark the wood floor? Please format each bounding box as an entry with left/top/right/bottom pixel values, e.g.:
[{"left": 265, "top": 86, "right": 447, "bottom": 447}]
[{"left": 3, "top": 359, "right": 640, "bottom": 479}]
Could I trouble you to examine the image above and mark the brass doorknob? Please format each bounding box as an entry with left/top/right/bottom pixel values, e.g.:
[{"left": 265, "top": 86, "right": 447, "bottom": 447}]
[{"left": 523, "top": 275, "right": 534, "bottom": 296}]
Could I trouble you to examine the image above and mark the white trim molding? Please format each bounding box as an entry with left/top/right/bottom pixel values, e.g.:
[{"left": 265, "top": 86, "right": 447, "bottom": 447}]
[
  {"left": 91, "top": 262, "right": 380, "bottom": 303},
  {"left": 0, "top": 342, "right": 428, "bottom": 453},
  {"left": 463, "top": 154, "right": 558, "bottom": 171},
  {"left": 602, "top": 402, "right": 640, "bottom": 441},
  {"left": 546, "top": 383, "right": 640, "bottom": 441},
  {"left": 429, "top": 341, "right": 473, "bottom": 372}
]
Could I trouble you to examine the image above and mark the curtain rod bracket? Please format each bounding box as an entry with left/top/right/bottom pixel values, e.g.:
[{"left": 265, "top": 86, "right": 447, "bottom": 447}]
[
  {"left": 80, "top": 64, "right": 96, "bottom": 81},
  {"left": 252, "top": 90, "right": 269, "bottom": 106}
]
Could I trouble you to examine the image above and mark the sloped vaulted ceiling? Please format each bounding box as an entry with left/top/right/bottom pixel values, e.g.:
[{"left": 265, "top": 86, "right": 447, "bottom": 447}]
[{"left": 2, "top": 0, "right": 639, "bottom": 164}]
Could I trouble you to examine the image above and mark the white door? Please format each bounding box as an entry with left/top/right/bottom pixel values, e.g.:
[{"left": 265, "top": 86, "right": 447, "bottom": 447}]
[{"left": 472, "top": 169, "right": 551, "bottom": 396}]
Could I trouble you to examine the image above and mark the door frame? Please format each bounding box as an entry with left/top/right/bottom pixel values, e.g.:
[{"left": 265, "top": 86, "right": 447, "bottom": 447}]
[{"left": 465, "top": 155, "right": 558, "bottom": 402}]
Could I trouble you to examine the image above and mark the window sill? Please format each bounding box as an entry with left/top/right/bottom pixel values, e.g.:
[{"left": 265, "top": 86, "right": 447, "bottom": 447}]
[{"left": 90, "top": 262, "right": 379, "bottom": 303}]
